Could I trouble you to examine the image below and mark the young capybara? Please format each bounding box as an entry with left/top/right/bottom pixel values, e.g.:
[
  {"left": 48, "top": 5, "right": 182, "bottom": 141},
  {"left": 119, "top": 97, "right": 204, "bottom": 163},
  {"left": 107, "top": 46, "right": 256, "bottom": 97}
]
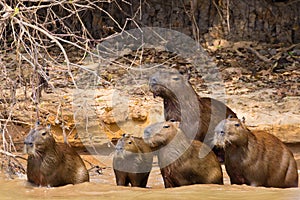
[
  {"left": 214, "top": 117, "right": 298, "bottom": 188},
  {"left": 149, "top": 70, "right": 237, "bottom": 161},
  {"left": 113, "top": 134, "right": 153, "bottom": 188},
  {"left": 24, "top": 123, "right": 89, "bottom": 187},
  {"left": 143, "top": 120, "right": 223, "bottom": 188}
]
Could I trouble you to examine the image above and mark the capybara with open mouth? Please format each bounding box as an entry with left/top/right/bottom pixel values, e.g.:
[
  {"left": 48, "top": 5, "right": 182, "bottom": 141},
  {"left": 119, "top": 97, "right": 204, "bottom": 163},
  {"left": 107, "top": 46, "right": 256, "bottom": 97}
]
[{"left": 149, "top": 70, "right": 237, "bottom": 161}]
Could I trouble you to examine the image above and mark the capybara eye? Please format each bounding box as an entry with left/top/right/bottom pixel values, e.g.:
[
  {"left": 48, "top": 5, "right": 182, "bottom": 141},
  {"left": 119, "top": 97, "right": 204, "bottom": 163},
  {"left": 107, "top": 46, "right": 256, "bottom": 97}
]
[
  {"left": 170, "top": 119, "right": 176, "bottom": 122},
  {"left": 172, "top": 77, "right": 180, "bottom": 81},
  {"left": 128, "top": 141, "right": 132, "bottom": 144},
  {"left": 42, "top": 132, "right": 47, "bottom": 136},
  {"left": 234, "top": 123, "right": 240, "bottom": 127},
  {"left": 163, "top": 125, "right": 170, "bottom": 128}
]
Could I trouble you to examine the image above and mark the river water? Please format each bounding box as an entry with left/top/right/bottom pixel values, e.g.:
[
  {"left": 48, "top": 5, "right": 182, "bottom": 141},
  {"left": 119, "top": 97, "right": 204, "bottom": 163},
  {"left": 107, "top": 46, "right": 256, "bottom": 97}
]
[
  {"left": 0, "top": 175, "right": 299, "bottom": 200},
  {"left": 1, "top": 162, "right": 299, "bottom": 200},
  {"left": 1, "top": 143, "right": 299, "bottom": 200}
]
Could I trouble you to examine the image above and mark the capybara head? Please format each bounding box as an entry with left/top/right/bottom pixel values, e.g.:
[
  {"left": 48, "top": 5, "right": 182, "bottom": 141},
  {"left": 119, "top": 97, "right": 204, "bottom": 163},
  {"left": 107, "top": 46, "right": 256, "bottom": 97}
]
[
  {"left": 24, "top": 123, "right": 55, "bottom": 157},
  {"left": 214, "top": 117, "right": 249, "bottom": 148},
  {"left": 149, "top": 70, "right": 201, "bottom": 123},
  {"left": 116, "top": 134, "right": 141, "bottom": 155},
  {"left": 115, "top": 134, "right": 152, "bottom": 157},
  {"left": 143, "top": 120, "right": 180, "bottom": 150},
  {"left": 149, "top": 70, "right": 187, "bottom": 99}
]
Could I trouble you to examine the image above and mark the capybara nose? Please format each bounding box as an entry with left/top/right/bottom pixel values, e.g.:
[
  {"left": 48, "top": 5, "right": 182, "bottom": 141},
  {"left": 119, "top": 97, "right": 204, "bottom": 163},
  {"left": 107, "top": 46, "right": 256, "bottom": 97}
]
[
  {"left": 115, "top": 142, "right": 124, "bottom": 151},
  {"left": 116, "top": 145, "right": 123, "bottom": 150},
  {"left": 149, "top": 76, "right": 157, "bottom": 85},
  {"left": 143, "top": 130, "right": 151, "bottom": 139},
  {"left": 115, "top": 146, "right": 123, "bottom": 153},
  {"left": 24, "top": 141, "right": 33, "bottom": 147},
  {"left": 219, "top": 131, "right": 225, "bottom": 136}
]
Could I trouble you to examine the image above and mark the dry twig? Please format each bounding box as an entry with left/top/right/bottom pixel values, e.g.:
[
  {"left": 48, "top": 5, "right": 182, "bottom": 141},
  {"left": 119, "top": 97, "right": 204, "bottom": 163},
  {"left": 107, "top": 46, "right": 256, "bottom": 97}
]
[{"left": 0, "top": 0, "right": 143, "bottom": 171}]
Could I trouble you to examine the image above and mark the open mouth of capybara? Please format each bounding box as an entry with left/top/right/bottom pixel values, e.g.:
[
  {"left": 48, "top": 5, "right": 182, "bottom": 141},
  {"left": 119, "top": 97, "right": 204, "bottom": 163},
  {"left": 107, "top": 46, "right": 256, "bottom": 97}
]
[
  {"left": 149, "top": 84, "right": 163, "bottom": 98},
  {"left": 213, "top": 132, "right": 228, "bottom": 148},
  {"left": 149, "top": 84, "right": 176, "bottom": 100}
]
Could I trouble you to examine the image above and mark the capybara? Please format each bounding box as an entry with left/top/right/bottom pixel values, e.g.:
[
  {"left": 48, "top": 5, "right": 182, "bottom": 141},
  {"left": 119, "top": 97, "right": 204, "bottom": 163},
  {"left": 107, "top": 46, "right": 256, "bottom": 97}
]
[
  {"left": 113, "top": 134, "right": 153, "bottom": 187},
  {"left": 149, "top": 70, "right": 237, "bottom": 161},
  {"left": 24, "top": 123, "right": 89, "bottom": 187},
  {"left": 214, "top": 117, "right": 298, "bottom": 188},
  {"left": 144, "top": 120, "right": 223, "bottom": 188}
]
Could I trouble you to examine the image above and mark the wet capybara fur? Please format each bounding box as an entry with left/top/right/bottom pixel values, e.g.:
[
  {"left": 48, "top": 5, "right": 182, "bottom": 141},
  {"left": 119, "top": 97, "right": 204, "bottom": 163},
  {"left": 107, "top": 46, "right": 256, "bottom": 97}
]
[
  {"left": 24, "top": 124, "right": 89, "bottom": 187},
  {"left": 144, "top": 121, "right": 223, "bottom": 188},
  {"left": 214, "top": 118, "right": 298, "bottom": 188},
  {"left": 113, "top": 134, "right": 153, "bottom": 188},
  {"left": 149, "top": 70, "right": 237, "bottom": 161}
]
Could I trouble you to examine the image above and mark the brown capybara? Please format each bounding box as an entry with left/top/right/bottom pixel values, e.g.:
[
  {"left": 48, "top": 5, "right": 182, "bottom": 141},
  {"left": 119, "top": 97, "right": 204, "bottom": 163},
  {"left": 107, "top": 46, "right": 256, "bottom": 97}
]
[
  {"left": 149, "top": 70, "right": 237, "bottom": 161},
  {"left": 214, "top": 117, "right": 298, "bottom": 188},
  {"left": 143, "top": 120, "right": 223, "bottom": 188},
  {"left": 24, "top": 123, "right": 89, "bottom": 187},
  {"left": 113, "top": 134, "right": 153, "bottom": 188}
]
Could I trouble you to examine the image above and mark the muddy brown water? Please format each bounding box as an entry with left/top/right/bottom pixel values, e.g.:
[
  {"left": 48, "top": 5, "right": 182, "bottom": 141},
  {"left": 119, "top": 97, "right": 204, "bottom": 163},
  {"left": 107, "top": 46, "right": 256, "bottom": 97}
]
[
  {"left": 1, "top": 143, "right": 300, "bottom": 200},
  {"left": 1, "top": 172, "right": 300, "bottom": 200}
]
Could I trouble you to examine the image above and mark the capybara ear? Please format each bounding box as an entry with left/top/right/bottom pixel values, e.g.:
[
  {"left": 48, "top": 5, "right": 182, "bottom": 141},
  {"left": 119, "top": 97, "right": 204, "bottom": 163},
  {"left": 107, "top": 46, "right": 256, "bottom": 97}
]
[
  {"left": 122, "top": 133, "right": 130, "bottom": 138},
  {"left": 45, "top": 124, "right": 52, "bottom": 136},
  {"left": 129, "top": 135, "right": 135, "bottom": 140},
  {"left": 241, "top": 117, "right": 246, "bottom": 124}
]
